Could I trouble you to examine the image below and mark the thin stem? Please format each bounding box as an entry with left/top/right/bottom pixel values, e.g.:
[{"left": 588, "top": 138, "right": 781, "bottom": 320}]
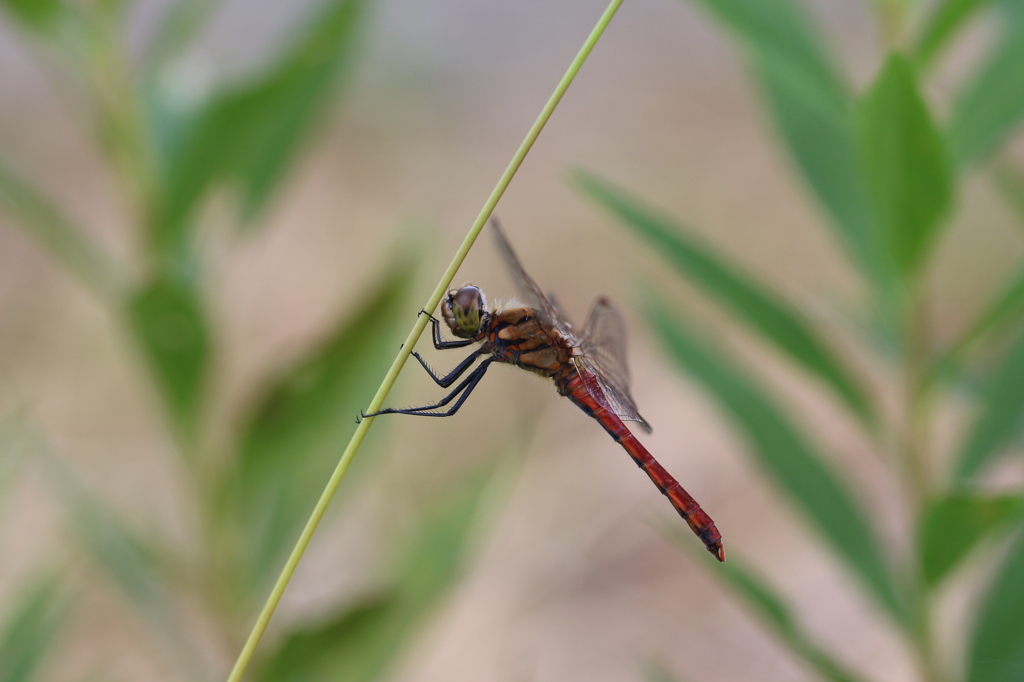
[
  {"left": 899, "top": 286, "right": 945, "bottom": 682},
  {"left": 914, "top": 594, "right": 948, "bottom": 682},
  {"left": 224, "top": 2, "right": 625, "bottom": 680},
  {"left": 899, "top": 281, "right": 932, "bottom": 508}
]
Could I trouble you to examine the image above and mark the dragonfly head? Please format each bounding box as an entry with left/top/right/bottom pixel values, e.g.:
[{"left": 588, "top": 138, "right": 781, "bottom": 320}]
[{"left": 442, "top": 285, "right": 489, "bottom": 339}]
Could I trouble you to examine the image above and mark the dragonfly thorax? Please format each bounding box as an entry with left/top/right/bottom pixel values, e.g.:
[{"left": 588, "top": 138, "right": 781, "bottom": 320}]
[{"left": 441, "top": 285, "right": 491, "bottom": 339}]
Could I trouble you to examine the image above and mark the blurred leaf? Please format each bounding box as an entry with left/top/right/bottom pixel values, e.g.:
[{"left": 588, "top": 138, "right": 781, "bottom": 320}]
[
  {"left": 919, "top": 493, "right": 1024, "bottom": 587},
  {"left": 0, "top": 0, "right": 64, "bottom": 32},
  {"left": 127, "top": 276, "right": 210, "bottom": 440},
  {"left": 667, "top": 526, "right": 868, "bottom": 682},
  {"left": 857, "top": 54, "right": 952, "bottom": 278},
  {"left": 957, "top": 259, "right": 1024, "bottom": 345},
  {"left": 151, "top": 0, "right": 370, "bottom": 251},
  {"left": 649, "top": 302, "right": 904, "bottom": 622},
  {"left": 0, "top": 159, "right": 123, "bottom": 299},
  {"left": 684, "top": 0, "right": 889, "bottom": 291},
  {"left": 915, "top": 0, "right": 995, "bottom": 67},
  {"left": 256, "top": 465, "right": 496, "bottom": 682},
  {"left": 929, "top": 259, "right": 1024, "bottom": 383},
  {"left": 71, "top": 498, "right": 166, "bottom": 618},
  {"left": 992, "top": 160, "right": 1024, "bottom": 231},
  {"left": 966, "top": 529, "right": 1024, "bottom": 682},
  {"left": 231, "top": 263, "right": 413, "bottom": 591},
  {"left": 46, "top": 460, "right": 207, "bottom": 680},
  {"left": 145, "top": 0, "right": 221, "bottom": 72},
  {"left": 948, "top": 3, "right": 1024, "bottom": 167},
  {"left": 257, "top": 595, "right": 398, "bottom": 682},
  {"left": 576, "top": 171, "right": 874, "bottom": 426},
  {"left": 0, "top": 572, "right": 70, "bottom": 682},
  {"left": 395, "top": 466, "right": 493, "bottom": 614},
  {"left": 955, "top": 328, "right": 1024, "bottom": 481},
  {"left": 685, "top": 0, "right": 846, "bottom": 105},
  {"left": 39, "top": 439, "right": 169, "bottom": 617}
]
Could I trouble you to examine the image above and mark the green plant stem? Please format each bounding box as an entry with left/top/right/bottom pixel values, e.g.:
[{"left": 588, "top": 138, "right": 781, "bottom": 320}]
[
  {"left": 224, "top": 2, "right": 625, "bottom": 680},
  {"left": 902, "top": 288, "right": 931, "bottom": 506},
  {"left": 900, "top": 288, "right": 945, "bottom": 682},
  {"left": 914, "top": 595, "right": 947, "bottom": 682}
]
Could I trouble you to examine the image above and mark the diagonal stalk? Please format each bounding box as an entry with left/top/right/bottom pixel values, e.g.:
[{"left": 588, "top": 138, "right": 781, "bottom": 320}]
[{"left": 225, "top": 2, "right": 625, "bottom": 680}]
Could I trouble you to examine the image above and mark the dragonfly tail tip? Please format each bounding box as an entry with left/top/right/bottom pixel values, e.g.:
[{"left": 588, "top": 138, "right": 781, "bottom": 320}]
[{"left": 713, "top": 545, "right": 725, "bottom": 562}]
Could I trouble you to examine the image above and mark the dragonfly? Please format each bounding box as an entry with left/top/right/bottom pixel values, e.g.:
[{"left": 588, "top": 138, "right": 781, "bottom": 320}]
[{"left": 362, "top": 219, "right": 724, "bottom": 561}]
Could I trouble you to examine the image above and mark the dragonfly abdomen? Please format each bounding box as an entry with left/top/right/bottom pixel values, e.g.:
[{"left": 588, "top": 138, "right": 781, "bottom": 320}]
[{"left": 559, "top": 369, "right": 725, "bottom": 562}]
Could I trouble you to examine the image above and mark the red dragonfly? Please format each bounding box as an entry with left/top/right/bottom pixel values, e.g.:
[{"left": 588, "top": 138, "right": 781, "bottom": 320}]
[{"left": 363, "top": 220, "right": 724, "bottom": 561}]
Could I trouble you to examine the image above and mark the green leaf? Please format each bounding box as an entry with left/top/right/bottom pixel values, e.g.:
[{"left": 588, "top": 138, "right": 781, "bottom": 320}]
[
  {"left": 948, "top": 4, "right": 1024, "bottom": 167},
  {"left": 992, "top": 160, "right": 1024, "bottom": 232},
  {"left": 955, "top": 328, "right": 1024, "bottom": 481},
  {"left": 0, "top": 0, "right": 64, "bottom": 32},
  {"left": 257, "top": 595, "right": 398, "bottom": 682},
  {"left": 0, "top": 159, "right": 123, "bottom": 299},
  {"left": 72, "top": 503, "right": 166, "bottom": 619},
  {"left": 127, "top": 276, "right": 210, "bottom": 440},
  {"left": 576, "top": 171, "right": 874, "bottom": 426},
  {"left": 256, "top": 465, "right": 496, "bottom": 682},
  {"left": 684, "top": 0, "right": 889, "bottom": 291},
  {"left": 916, "top": 0, "right": 996, "bottom": 68},
  {"left": 969, "top": 261, "right": 1024, "bottom": 339},
  {"left": 151, "top": 0, "right": 370, "bottom": 251},
  {"left": 930, "top": 259, "right": 1024, "bottom": 383},
  {"left": 230, "top": 263, "right": 413, "bottom": 591},
  {"left": 966, "top": 529, "right": 1024, "bottom": 682},
  {"left": 45, "top": 461, "right": 207, "bottom": 680},
  {"left": 144, "top": 0, "right": 222, "bottom": 73},
  {"left": 649, "top": 303, "right": 904, "bottom": 622},
  {"left": 858, "top": 54, "right": 953, "bottom": 278},
  {"left": 0, "top": 572, "right": 70, "bottom": 682},
  {"left": 919, "top": 493, "right": 1024, "bottom": 587},
  {"left": 667, "top": 526, "right": 869, "bottom": 682},
  {"left": 686, "top": 0, "right": 847, "bottom": 105}
]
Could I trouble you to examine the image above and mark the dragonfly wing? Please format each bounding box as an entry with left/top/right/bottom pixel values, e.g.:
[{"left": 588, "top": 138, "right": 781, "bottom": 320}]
[
  {"left": 490, "top": 218, "right": 570, "bottom": 335},
  {"left": 578, "top": 298, "right": 652, "bottom": 433}
]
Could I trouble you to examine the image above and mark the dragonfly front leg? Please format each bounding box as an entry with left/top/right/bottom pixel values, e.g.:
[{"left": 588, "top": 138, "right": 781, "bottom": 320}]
[
  {"left": 421, "top": 311, "right": 477, "bottom": 350},
  {"left": 411, "top": 348, "right": 485, "bottom": 388},
  {"left": 362, "top": 357, "right": 495, "bottom": 419}
]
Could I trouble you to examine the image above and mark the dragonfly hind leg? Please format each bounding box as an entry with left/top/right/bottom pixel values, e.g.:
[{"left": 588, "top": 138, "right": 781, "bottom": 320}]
[
  {"left": 362, "top": 357, "right": 495, "bottom": 419},
  {"left": 410, "top": 348, "right": 484, "bottom": 387}
]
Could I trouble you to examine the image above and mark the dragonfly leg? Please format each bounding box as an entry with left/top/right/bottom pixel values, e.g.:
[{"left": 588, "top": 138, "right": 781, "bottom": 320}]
[
  {"left": 421, "top": 311, "right": 477, "bottom": 350},
  {"left": 362, "top": 357, "right": 494, "bottom": 419},
  {"left": 411, "top": 348, "right": 485, "bottom": 387}
]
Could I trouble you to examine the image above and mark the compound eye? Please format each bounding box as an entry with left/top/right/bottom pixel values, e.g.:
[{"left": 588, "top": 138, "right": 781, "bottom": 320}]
[{"left": 451, "top": 286, "right": 484, "bottom": 334}]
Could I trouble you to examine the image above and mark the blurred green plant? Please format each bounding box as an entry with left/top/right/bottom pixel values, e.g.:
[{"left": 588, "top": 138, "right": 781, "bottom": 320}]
[
  {"left": 576, "top": 1, "right": 1024, "bottom": 680},
  {"left": 0, "top": 571, "right": 72, "bottom": 682},
  {"left": 0, "top": 1, "right": 512, "bottom": 681},
  {"left": 0, "top": 439, "right": 74, "bottom": 682}
]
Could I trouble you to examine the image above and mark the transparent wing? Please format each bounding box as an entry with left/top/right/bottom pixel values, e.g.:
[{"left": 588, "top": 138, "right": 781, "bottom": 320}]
[
  {"left": 577, "top": 297, "right": 652, "bottom": 433},
  {"left": 490, "top": 218, "right": 575, "bottom": 338},
  {"left": 491, "top": 220, "right": 648, "bottom": 431}
]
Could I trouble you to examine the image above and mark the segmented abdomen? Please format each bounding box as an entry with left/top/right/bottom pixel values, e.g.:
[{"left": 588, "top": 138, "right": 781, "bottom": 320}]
[{"left": 558, "top": 369, "right": 725, "bottom": 561}]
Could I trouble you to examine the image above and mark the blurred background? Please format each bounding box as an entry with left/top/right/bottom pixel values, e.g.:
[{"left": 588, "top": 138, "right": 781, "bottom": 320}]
[{"left": 2, "top": 1, "right": 1023, "bottom": 681}]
